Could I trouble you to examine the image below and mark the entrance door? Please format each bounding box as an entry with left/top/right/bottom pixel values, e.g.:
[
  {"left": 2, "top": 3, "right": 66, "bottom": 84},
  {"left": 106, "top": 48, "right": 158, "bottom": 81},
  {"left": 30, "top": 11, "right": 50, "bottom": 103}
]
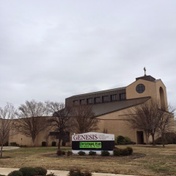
[{"left": 137, "top": 131, "right": 144, "bottom": 144}]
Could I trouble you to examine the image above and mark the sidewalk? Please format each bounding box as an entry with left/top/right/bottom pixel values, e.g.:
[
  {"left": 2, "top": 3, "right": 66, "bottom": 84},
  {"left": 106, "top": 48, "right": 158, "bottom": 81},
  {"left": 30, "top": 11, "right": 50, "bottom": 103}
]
[{"left": 0, "top": 168, "right": 136, "bottom": 176}]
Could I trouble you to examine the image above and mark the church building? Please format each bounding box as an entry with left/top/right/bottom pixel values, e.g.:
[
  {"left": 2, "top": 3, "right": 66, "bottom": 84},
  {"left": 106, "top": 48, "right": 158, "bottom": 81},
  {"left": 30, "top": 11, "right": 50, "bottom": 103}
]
[
  {"left": 9, "top": 71, "right": 172, "bottom": 146},
  {"left": 65, "top": 71, "right": 168, "bottom": 144}
]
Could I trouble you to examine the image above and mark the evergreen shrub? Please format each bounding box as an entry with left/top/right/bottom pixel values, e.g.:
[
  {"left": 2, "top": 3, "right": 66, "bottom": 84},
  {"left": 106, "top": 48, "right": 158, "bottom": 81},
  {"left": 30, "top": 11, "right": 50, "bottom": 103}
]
[
  {"left": 89, "top": 151, "right": 96, "bottom": 156},
  {"left": 116, "top": 135, "right": 135, "bottom": 145},
  {"left": 113, "top": 147, "right": 133, "bottom": 156},
  {"left": 68, "top": 168, "right": 92, "bottom": 176},
  {"left": 19, "top": 167, "right": 37, "bottom": 176},
  {"left": 67, "top": 151, "right": 72, "bottom": 156},
  {"left": 57, "top": 149, "right": 65, "bottom": 156},
  {"left": 34, "top": 167, "right": 47, "bottom": 175},
  {"left": 78, "top": 151, "right": 86, "bottom": 156},
  {"left": 8, "top": 171, "right": 23, "bottom": 176},
  {"left": 101, "top": 150, "right": 110, "bottom": 156},
  {"left": 126, "top": 147, "right": 133, "bottom": 155}
]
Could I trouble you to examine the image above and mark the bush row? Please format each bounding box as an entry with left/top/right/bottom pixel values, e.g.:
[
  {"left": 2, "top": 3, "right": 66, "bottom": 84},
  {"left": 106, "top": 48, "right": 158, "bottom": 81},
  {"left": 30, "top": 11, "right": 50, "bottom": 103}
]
[
  {"left": 77, "top": 147, "right": 133, "bottom": 156},
  {"left": 57, "top": 149, "right": 72, "bottom": 156},
  {"left": 5, "top": 167, "right": 92, "bottom": 176}
]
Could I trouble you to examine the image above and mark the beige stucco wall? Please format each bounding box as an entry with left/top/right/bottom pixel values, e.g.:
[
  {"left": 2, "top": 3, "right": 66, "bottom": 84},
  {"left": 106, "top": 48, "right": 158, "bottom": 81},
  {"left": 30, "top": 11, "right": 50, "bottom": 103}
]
[
  {"left": 8, "top": 119, "right": 58, "bottom": 147},
  {"left": 126, "top": 79, "right": 156, "bottom": 100},
  {"left": 97, "top": 106, "right": 148, "bottom": 143},
  {"left": 126, "top": 78, "right": 168, "bottom": 109}
]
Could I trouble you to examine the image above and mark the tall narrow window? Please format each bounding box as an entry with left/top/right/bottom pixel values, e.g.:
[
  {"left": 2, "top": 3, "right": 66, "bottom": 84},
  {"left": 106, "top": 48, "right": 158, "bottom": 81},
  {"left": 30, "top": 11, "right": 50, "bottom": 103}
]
[
  {"left": 80, "top": 99, "right": 86, "bottom": 105},
  {"left": 94, "top": 97, "right": 101, "bottom": 104},
  {"left": 102, "top": 96, "right": 109, "bottom": 103},
  {"left": 87, "top": 98, "right": 93, "bottom": 104},
  {"left": 119, "top": 93, "right": 126, "bottom": 100},
  {"left": 73, "top": 100, "right": 79, "bottom": 105},
  {"left": 111, "top": 94, "right": 117, "bottom": 101},
  {"left": 159, "top": 87, "right": 166, "bottom": 110}
]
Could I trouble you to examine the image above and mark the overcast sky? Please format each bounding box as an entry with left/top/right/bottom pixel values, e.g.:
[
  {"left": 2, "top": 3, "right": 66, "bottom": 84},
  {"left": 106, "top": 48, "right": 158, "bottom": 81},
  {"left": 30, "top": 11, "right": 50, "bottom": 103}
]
[{"left": 0, "top": 0, "right": 176, "bottom": 108}]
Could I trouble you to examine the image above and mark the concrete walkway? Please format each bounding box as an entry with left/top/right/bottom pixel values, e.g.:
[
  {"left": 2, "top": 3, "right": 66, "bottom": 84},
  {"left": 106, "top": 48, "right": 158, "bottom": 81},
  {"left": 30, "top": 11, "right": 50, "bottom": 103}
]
[{"left": 0, "top": 168, "right": 136, "bottom": 176}]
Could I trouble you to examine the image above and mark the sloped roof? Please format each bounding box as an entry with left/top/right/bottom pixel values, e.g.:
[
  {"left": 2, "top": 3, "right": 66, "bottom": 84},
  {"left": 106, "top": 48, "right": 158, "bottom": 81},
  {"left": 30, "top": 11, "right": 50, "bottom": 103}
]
[
  {"left": 66, "top": 87, "right": 126, "bottom": 99},
  {"left": 92, "top": 97, "right": 151, "bottom": 117}
]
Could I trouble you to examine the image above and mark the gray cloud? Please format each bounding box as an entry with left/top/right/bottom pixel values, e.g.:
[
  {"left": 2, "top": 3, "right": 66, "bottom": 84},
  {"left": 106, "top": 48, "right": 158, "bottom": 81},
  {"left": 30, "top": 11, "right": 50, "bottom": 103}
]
[{"left": 0, "top": 0, "right": 176, "bottom": 108}]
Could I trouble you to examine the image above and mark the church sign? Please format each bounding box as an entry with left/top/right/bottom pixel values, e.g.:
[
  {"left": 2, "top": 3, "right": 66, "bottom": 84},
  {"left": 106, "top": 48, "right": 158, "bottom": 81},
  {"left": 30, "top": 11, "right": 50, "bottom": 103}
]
[{"left": 72, "top": 132, "right": 115, "bottom": 155}]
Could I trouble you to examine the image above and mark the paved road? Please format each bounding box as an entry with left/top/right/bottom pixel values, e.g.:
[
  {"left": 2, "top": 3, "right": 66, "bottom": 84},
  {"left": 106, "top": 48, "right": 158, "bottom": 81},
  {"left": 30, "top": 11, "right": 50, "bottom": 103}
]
[{"left": 0, "top": 168, "right": 136, "bottom": 176}]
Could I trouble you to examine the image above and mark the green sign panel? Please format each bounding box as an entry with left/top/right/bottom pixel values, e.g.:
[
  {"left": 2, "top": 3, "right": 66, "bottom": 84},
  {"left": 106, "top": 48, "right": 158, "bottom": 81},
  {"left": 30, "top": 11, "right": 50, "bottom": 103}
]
[{"left": 79, "top": 142, "right": 102, "bottom": 149}]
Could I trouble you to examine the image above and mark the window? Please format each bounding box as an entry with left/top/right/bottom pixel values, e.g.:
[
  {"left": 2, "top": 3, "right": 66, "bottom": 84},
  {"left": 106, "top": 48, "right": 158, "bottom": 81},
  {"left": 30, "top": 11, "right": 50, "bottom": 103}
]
[
  {"left": 73, "top": 100, "right": 79, "bottom": 105},
  {"left": 87, "top": 98, "right": 93, "bottom": 104},
  {"left": 136, "top": 84, "right": 145, "bottom": 93},
  {"left": 102, "top": 96, "right": 109, "bottom": 103},
  {"left": 111, "top": 94, "right": 117, "bottom": 101},
  {"left": 119, "top": 93, "right": 126, "bottom": 100},
  {"left": 94, "top": 97, "right": 101, "bottom": 104},
  {"left": 80, "top": 99, "right": 86, "bottom": 105}
]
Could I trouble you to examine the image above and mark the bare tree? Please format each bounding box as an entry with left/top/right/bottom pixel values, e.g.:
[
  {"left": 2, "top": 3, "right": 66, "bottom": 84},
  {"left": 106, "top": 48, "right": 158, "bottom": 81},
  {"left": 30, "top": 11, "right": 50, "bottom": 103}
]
[
  {"left": 157, "top": 107, "right": 175, "bottom": 147},
  {"left": 45, "top": 101, "right": 65, "bottom": 115},
  {"left": 47, "top": 103, "right": 73, "bottom": 150},
  {"left": 15, "top": 100, "right": 49, "bottom": 146},
  {"left": 72, "top": 105, "right": 98, "bottom": 133},
  {"left": 0, "top": 103, "right": 15, "bottom": 157},
  {"left": 128, "top": 100, "right": 173, "bottom": 145}
]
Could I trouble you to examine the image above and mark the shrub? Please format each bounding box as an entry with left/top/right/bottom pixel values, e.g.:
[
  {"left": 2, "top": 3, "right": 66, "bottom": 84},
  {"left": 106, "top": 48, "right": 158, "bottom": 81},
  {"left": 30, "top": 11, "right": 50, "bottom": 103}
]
[
  {"left": 155, "top": 132, "right": 176, "bottom": 144},
  {"left": 62, "top": 150, "right": 66, "bottom": 155},
  {"left": 82, "top": 170, "right": 92, "bottom": 176},
  {"left": 68, "top": 168, "right": 82, "bottom": 176},
  {"left": 34, "top": 167, "right": 47, "bottom": 175},
  {"left": 56, "top": 149, "right": 65, "bottom": 156},
  {"left": 126, "top": 147, "right": 133, "bottom": 155},
  {"left": 120, "top": 148, "right": 130, "bottom": 156},
  {"left": 116, "top": 135, "right": 135, "bottom": 145},
  {"left": 67, "top": 151, "right": 72, "bottom": 156},
  {"left": 113, "top": 147, "right": 133, "bottom": 156},
  {"left": 8, "top": 171, "right": 23, "bottom": 176},
  {"left": 78, "top": 151, "right": 86, "bottom": 156},
  {"left": 124, "top": 137, "right": 133, "bottom": 144},
  {"left": 19, "top": 167, "right": 37, "bottom": 176},
  {"left": 101, "top": 150, "right": 110, "bottom": 156},
  {"left": 116, "top": 135, "right": 125, "bottom": 145},
  {"left": 113, "top": 148, "right": 121, "bottom": 156},
  {"left": 68, "top": 168, "right": 92, "bottom": 176},
  {"left": 89, "top": 151, "right": 96, "bottom": 156}
]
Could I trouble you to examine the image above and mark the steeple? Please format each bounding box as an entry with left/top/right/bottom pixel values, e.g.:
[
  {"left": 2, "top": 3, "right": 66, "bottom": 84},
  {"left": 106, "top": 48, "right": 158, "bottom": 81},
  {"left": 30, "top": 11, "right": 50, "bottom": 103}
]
[{"left": 135, "top": 68, "right": 156, "bottom": 82}]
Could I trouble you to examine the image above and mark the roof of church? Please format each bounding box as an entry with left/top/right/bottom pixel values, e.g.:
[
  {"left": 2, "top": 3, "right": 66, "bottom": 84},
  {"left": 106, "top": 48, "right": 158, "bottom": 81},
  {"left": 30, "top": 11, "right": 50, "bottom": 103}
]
[
  {"left": 67, "top": 86, "right": 126, "bottom": 99},
  {"left": 92, "top": 96, "right": 151, "bottom": 117}
]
